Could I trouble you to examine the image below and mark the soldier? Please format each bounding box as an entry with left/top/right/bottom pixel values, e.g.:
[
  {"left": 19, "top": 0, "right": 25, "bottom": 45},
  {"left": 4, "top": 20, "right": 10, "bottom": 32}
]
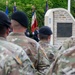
[
  {"left": 0, "top": 11, "right": 37, "bottom": 75},
  {"left": 39, "top": 26, "right": 57, "bottom": 63},
  {"left": 48, "top": 46, "right": 75, "bottom": 75},
  {"left": 7, "top": 11, "right": 50, "bottom": 75}
]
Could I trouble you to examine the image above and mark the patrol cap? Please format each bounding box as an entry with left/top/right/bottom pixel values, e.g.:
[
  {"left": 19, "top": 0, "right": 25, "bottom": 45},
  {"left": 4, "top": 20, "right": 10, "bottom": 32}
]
[
  {"left": 39, "top": 26, "right": 52, "bottom": 35},
  {"left": 11, "top": 11, "right": 28, "bottom": 28},
  {"left": 0, "top": 11, "right": 11, "bottom": 28}
]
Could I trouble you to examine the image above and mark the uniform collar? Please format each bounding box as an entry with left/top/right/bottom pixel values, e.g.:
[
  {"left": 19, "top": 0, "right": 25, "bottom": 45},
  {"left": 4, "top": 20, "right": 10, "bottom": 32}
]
[{"left": 39, "top": 40, "right": 50, "bottom": 44}]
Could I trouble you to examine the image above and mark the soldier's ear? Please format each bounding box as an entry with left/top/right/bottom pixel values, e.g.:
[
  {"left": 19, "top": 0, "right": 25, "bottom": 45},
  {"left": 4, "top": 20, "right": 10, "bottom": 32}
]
[
  {"left": 48, "top": 35, "right": 51, "bottom": 41},
  {"left": 6, "top": 28, "right": 10, "bottom": 36}
]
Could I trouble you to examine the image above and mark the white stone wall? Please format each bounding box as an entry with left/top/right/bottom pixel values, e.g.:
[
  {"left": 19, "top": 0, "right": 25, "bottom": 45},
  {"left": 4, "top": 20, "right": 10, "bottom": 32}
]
[{"left": 53, "top": 10, "right": 75, "bottom": 48}]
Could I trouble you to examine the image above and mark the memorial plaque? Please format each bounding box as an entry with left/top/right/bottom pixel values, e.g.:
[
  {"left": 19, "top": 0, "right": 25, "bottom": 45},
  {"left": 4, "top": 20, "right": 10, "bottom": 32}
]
[{"left": 57, "top": 23, "right": 72, "bottom": 37}]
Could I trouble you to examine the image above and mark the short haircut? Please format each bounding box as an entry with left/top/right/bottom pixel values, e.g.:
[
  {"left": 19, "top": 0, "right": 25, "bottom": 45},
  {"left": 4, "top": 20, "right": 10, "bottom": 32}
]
[
  {"left": 0, "top": 25, "right": 9, "bottom": 36},
  {"left": 11, "top": 20, "right": 24, "bottom": 29},
  {"left": 39, "top": 33, "right": 49, "bottom": 40}
]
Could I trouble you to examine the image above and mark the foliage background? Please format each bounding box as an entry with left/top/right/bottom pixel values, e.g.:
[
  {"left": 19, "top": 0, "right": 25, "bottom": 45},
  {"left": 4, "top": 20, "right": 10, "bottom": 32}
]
[{"left": 0, "top": 0, "right": 75, "bottom": 32}]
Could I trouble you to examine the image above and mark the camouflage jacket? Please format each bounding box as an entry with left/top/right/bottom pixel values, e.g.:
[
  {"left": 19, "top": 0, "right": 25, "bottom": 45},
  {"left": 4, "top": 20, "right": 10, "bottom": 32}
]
[
  {"left": 0, "top": 45, "right": 13, "bottom": 75},
  {"left": 51, "top": 46, "right": 75, "bottom": 75},
  {"left": 7, "top": 32, "right": 39, "bottom": 63},
  {"left": 7, "top": 32, "right": 50, "bottom": 75},
  {"left": 0, "top": 37, "right": 37, "bottom": 75},
  {"left": 39, "top": 40, "right": 57, "bottom": 63}
]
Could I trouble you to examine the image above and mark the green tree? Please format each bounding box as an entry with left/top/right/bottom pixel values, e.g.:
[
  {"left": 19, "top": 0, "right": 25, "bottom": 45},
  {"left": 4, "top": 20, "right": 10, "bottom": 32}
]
[
  {"left": 50, "top": 0, "right": 68, "bottom": 9},
  {"left": 71, "top": 0, "right": 75, "bottom": 17},
  {"left": 1, "top": 0, "right": 75, "bottom": 32},
  {"left": 0, "top": 0, "right": 52, "bottom": 32}
]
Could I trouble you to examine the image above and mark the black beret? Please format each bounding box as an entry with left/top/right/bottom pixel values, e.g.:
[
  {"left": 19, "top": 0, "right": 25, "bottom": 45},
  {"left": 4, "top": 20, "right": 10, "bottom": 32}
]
[
  {"left": 11, "top": 11, "right": 28, "bottom": 28},
  {"left": 39, "top": 26, "right": 52, "bottom": 35},
  {"left": 0, "top": 11, "right": 11, "bottom": 28}
]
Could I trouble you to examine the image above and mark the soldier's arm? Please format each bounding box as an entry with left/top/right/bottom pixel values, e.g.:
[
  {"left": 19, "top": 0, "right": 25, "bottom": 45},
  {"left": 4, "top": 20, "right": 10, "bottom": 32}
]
[
  {"left": 63, "top": 46, "right": 75, "bottom": 57},
  {"left": 4, "top": 56, "right": 38, "bottom": 75},
  {"left": 4, "top": 57, "right": 20, "bottom": 75}
]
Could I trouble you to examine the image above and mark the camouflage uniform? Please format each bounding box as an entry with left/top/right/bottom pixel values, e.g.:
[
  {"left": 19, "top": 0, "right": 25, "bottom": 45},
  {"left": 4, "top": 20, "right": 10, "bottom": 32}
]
[
  {"left": 56, "top": 36, "right": 75, "bottom": 75},
  {"left": 39, "top": 40, "right": 57, "bottom": 63},
  {"left": 39, "top": 40, "right": 58, "bottom": 75},
  {"left": 0, "top": 37, "right": 37, "bottom": 75},
  {"left": 61, "top": 36, "right": 75, "bottom": 50},
  {"left": 7, "top": 32, "right": 39, "bottom": 63},
  {"left": 7, "top": 32, "right": 50, "bottom": 75},
  {"left": 50, "top": 46, "right": 75, "bottom": 75},
  {"left": 0, "top": 45, "right": 13, "bottom": 75}
]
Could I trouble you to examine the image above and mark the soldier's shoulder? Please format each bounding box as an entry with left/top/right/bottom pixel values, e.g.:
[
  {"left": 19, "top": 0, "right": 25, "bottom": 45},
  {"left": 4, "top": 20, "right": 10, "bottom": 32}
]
[
  {"left": 8, "top": 41, "right": 24, "bottom": 51},
  {"left": 0, "top": 45, "right": 9, "bottom": 52},
  {"left": 26, "top": 37, "right": 40, "bottom": 49},
  {"left": 0, "top": 45, "right": 13, "bottom": 65},
  {"left": 65, "top": 36, "right": 75, "bottom": 42},
  {"left": 26, "top": 37, "right": 38, "bottom": 44},
  {"left": 2, "top": 40, "right": 24, "bottom": 54},
  {"left": 7, "top": 40, "right": 22, "bottom": 48},
  {"left": 5, "top": 41, "right": 31, "bottom": 61}
]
